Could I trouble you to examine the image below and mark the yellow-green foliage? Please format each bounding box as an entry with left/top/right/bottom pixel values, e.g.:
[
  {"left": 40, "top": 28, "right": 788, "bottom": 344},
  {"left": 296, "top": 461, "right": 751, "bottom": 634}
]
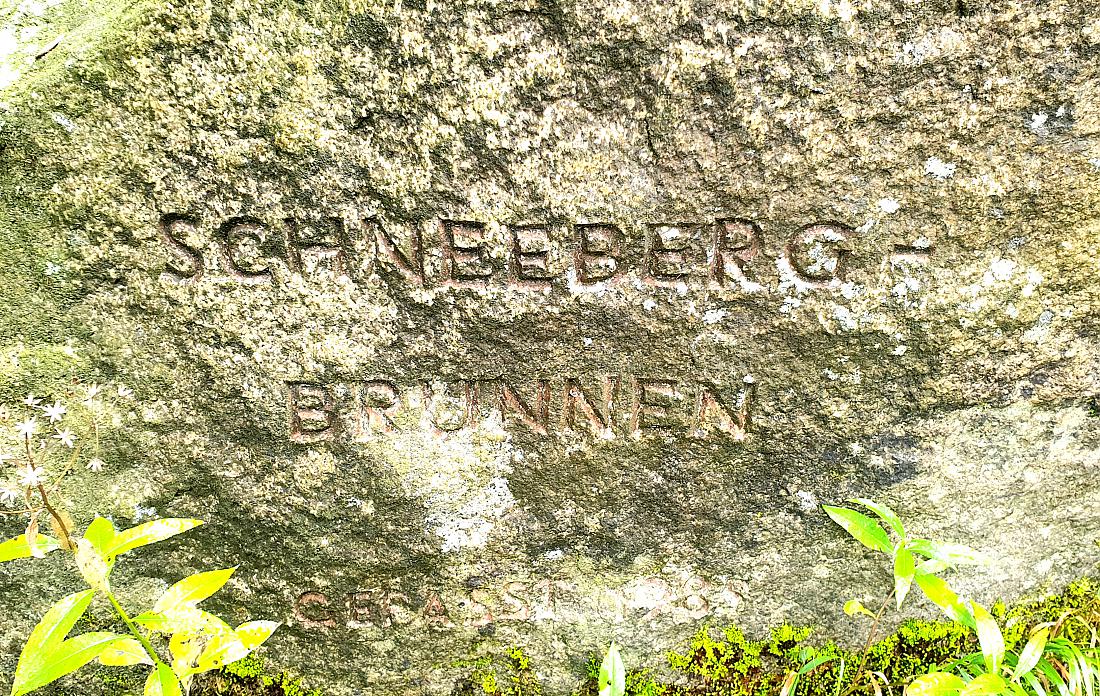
[
  {"left": 560, "top": 580, "right": 1100, "bottom": 696},
  {"left": 191, "top": 654, "right": 323, "bottom": 696},
  {"left": 454, "top": 647, "right": 542, "bottom": 696}
]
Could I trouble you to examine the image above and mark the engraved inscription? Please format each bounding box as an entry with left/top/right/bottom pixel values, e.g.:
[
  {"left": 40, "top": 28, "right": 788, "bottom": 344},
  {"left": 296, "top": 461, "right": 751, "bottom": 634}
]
[
  {"left": 287, "top": 376, "right": 755, "bottom": 442},
  {"left": 155, "top": 213, "right": 932, "bottom": 293}
]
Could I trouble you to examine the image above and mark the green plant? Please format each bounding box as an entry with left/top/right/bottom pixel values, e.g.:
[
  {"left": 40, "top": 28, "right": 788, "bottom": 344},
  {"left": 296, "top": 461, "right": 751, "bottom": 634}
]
[
  {"left": 824, "top": 498, "right": 1100, "bottom": 696},
  {"left": 0, "top": 384, "right": 278, "bottom": 696},
  {"left": 811, "top": 499, "right": 986, "bottom": 696},
  {"left": 907, "top": 607, "right": 1100, "bottom": 696},
  {"left": 600, "top": 643, "right": 626, "bottom": 696}
]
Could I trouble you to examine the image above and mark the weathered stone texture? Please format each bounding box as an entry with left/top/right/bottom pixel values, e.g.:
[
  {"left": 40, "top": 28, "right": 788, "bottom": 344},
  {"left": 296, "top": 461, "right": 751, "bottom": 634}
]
[{"left": 2, "top": 0, "right": 1100, "bottom": 693}]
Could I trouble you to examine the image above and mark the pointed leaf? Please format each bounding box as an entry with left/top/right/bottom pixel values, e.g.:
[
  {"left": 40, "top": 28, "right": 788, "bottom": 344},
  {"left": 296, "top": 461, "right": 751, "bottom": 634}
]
[
  {"left": 895, "top": 547, "right": 916, "bottom": 609},
  {"left": 12, "top": 632, "right": 122, "bottom": 696},
  {"left": 98, "top": 637, "right": 153, "bottom": 667},
  {"left": 236, "top": 620, "right": 280, "bottom": 650},
  {"left": 0, "top": 534, "right": 60, "bottom": 563},
  {"left": 909, "top": 539, "right": 987, "bottom": 566},
  {"left": 823, "top": 506, "right": 892, "bottom": 553},
  {"left": 906, "top": 672, "right": 967, "bottom": 696},
  {"left": 779, "top": 671, "right": 799, "bottom": 696},
  {"left": 153, "top": 567, "right": 235, "bottom": 615},
  {"left": 973, "top": 602, "right": 1005, "bottom": 674},
  {"left": 19, "top": 590, "right": 96, "bottom": 657},
  {"left": 915, "top": 572, "right": 975, "bottom": 629},
  {"left": 917, "top": 558, "right": 950, "bottom": 575},
  {"left": 133, "top": 611, "right": 169, "bottom": 632},
  {"left": 106, "top": 518, "right": 202, "bottom": 558},
  {"left": 144, "top": 664, "right": 182, "bottom": 696},
  {"left": 844, "top": 600, "right": 876, "bottom": 619},
  {"left": 960, "top": 673, "right": 1008, "bottom": 696},
  {"left": 1012, "top": 628, "right": 1049, "bottom": 681},
  {"left": 193, "top": 632, "right": 250, "bottom": 675},
  {"left": 851, "top": 498, "right": 905, "bottom": 538},
  {"left": 599, "top": 642, "right": 626, "bottom": 696},
  {"left": 83, "top": 517, "right": 116, "bottom": 556}
]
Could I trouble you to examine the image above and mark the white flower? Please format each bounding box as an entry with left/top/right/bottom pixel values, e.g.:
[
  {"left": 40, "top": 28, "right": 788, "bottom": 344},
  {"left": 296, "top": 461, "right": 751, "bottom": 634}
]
[
  {"left": 23, "top": 394, "right": 40, "bottom": 407},
  {"left": 85, "top": 383, "right": 101, "bottom": 400},
  {"left": 15, "top": 418, "right": 37, "bottom": 439},
  {"left": 0, "top": 484, "right": 18, "bottom": 505},
  {"left": 41, "top": 401, "right": 66, "bottom": 423},
  {"left": 43, "top": 261, "right": 62, "bottom": 276},
  {"left": 53, "top": 429, "right": 75, "bottom": 448},
  {"left": 62, "top": 345, "right": 78, "bottom": 358},
  {"left": 116, "top": 385, "right": 133, "bottom": 398},
  {"left": 17, "top": 465, "right": 46, "bottom": 487},
  {"left": 86, "top": 458, "right": 105, "bottom": 472}
]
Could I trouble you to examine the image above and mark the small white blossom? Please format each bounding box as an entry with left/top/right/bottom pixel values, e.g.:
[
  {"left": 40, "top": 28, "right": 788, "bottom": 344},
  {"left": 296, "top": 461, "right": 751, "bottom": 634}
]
[
  {"left": 17, "top": 465, "right": 46, "bottom": 487},
  {"left": 0, "top": 484, "right": 18, "bottom": 505},
  {"left": 117, "top": 385, "right": 133, "bottom": 398},
  {"left": 15, "top": 418, "right": 37, "bottom": 439},
  {"left": 62, "top": 345, "right": 78, "bottom": 358},
  {"left": 41, "top": 401, "right": 66, "bottom": 423},
  {"left": 86, "top": 457, "right": 105, "bottom": 472},
  {"left": 53, "top": 429, "right": 75, "bottom": 448},
  {"left": 43, "top": 261, "right": 62, "bottom": 276},
  {"left": 85, "top": 383, "right": 101, "bottom": 400},
  {"left": 23, "top": 394, "right": 40, "bottom": 407}
]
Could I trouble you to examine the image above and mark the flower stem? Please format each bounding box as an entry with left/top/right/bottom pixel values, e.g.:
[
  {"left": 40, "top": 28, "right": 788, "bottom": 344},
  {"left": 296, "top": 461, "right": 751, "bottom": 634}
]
[{"left": 105, "top": 589, "right": 166, "bottom": 668}]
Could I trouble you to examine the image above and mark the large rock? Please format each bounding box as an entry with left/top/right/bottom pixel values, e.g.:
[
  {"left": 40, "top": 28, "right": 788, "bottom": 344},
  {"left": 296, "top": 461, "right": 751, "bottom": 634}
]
[{"left": 2, "top": 0, "right": 1100, "bottom": 693}]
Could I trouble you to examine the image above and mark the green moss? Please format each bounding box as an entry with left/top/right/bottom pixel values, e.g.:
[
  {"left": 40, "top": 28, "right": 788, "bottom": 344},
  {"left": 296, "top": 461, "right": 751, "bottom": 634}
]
[
  {"left": 190, "top": 654, "right": 323, "bottom": 696},
  {"left": 500, "top": 580, "right": 1100, "bottom": 696},
  {"left": 453, "top": 647, "right": 542, "bottom": 696}
]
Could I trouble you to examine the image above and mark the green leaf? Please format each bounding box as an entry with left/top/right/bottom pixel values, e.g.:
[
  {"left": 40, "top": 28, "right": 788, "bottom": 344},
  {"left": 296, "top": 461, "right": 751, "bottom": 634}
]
[
  {"left": 851, "top": 498, "right": 905, "bottom": 538},
  {"left": 914, "top": 572, "right": 975, "bottom": 629},
  {"left": 844, "top": 600, "right": 875, "bottom": 619},
  {"left": 599, "top": 642, "right": 626, "bottom": 696},
  {"left": 133, "top": 612, "right": 169, "bottom": 632},
  {"left": 960, "top": 673, "right": 1008, "bottom": 696},
  {"left": 894, "top": 547, "right": 916, "bottom": 609},
  {"left": 236, "top": 620, "right": 280, "bottom": 650},
  {"left": 909, "top": 540, "right": 987, "bottom": 566},
  {"left": 144, "top": 664, "right": 182, "bottom": 696},
  {"left": 1012, "top": 628, "right": 1049, "bottom": 681},
  {"left": 82, "top": 517, "right": 116, "bottom": 556},
  {"left": 98, "top": 638, "right": 152, "bottom": 667},
  {"left": 917, "top": 558, "right": 950, "bottom": 575},
  {"left": 74, "top": 538, "right": 112, "bottom": 591},
  {"left": 0, "top": 534, "right": 60, "bottom": 563},
  {"left": 153, "top": 568, "right": 235, "bottom": 615},
  {"left": 12, "top": 632, "right": 122, "bottom": 696},
  {"left": 972, "top": 602, "right": 1005, "bottom": 674},
  {"left": 905, "top": 672, "right": 967, "bottom": 696},
  {"left": 18, "top": 590, "right": 96, "bottom": 658},
  {"left": 823, "top": 506, "right": 892, "bottom": 554},
  {"left": 192, "top": 632, "right": 249, "bottom": 676},
  {"left": 105, "top": 519, "right": 203, "bottom": 558}
]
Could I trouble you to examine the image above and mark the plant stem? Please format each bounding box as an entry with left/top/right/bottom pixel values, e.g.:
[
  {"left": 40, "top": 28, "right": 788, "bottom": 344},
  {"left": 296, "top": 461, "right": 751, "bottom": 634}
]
[
  {"left": 35, "top": 483, "right": 72, "bottom": 550},
  {"left": 105, "top": 589, "right": 167, "bottom": 667},
  {"left": 840, "top": 590, "right": 895, "bottom": 696}
]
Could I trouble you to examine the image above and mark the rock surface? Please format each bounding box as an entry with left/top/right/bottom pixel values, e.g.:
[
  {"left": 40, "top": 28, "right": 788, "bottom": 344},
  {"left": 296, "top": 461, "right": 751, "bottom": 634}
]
[{"left": 2, "top": 0, "right": 1100, "bottom": 693}]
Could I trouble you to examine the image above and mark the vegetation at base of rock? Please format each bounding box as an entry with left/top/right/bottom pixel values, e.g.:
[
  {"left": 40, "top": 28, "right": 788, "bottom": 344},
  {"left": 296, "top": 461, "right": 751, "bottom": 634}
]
[
  {"left": 452, "top": 647, "right": 543, "bottom": 696},
  {"left": 565, "top": 580, "right": 1100, "bottom": 696},
  {"left": 190, "top": 654, "right": 322, "bottom": 696}
]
